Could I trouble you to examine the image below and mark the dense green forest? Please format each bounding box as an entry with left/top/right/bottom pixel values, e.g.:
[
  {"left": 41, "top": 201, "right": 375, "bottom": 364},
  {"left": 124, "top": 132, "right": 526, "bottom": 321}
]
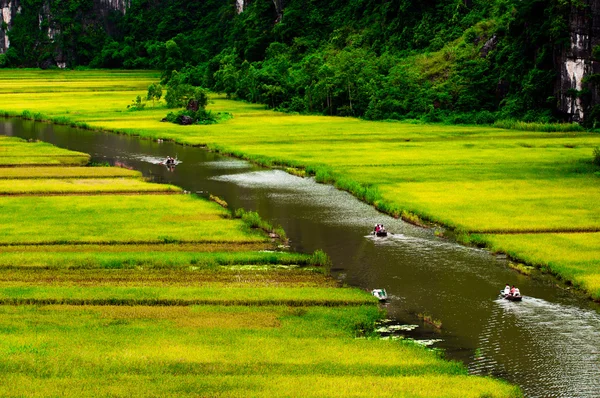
[{"left": 2, "top": 0, "right": 597, "bottom": 125}]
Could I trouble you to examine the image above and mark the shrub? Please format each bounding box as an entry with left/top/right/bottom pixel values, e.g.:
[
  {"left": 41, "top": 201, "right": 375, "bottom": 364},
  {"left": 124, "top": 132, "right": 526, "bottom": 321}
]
[
  {"left": 310, "top": 249, "right": 332, "bottom": 274},
  {"left": 593, "top": 147, "right": 600, "bottom": 167},
  {"left": 164, "top": 109, "right": 219, "bottom": 125},
  {"left": 127, "top": 95, "right": 146, "bottom": 111},
  {"left": 475, "top": 110, "right": 496, "bottom": 124}
]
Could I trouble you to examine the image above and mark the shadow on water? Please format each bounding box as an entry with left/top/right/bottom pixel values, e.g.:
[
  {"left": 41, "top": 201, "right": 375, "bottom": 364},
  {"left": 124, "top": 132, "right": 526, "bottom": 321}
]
[{"left": 3, "top": 118, "right": 600, "bottom": 397}]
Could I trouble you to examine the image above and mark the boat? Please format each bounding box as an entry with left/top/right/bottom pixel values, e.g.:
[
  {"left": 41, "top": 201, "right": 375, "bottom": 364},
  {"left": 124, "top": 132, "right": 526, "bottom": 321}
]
[
  {"left": 372, "top": 288, "right": 388, "bottom": 301},
  {"left": 500, "top": 291, "right": 523, "bottom": 301},
  {"left": 159, "top": 158, "right": 181, "bottom": 167},
  {"left": 372, "top": 224, "right": 389, "bottom": 237}
]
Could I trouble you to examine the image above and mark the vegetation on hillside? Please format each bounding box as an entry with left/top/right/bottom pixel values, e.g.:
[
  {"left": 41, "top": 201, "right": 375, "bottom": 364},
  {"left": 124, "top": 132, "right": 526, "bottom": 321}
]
[{"left": 2, "top": 0, "right": 596, "bottom": 125}]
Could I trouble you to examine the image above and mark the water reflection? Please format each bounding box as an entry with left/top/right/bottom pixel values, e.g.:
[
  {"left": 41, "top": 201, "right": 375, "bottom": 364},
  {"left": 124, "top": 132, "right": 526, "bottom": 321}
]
[{"left": 3, "top": 118, "right": 600, "bottom": 397}]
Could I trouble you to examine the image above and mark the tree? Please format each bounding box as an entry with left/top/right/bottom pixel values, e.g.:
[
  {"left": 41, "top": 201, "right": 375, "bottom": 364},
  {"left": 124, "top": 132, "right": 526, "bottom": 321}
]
[
  {"left": 147, "top": 83, "right": 163, "bottom": 106},
  {"left": 164, "top": 80, "right": 209, "bottom": 109}
]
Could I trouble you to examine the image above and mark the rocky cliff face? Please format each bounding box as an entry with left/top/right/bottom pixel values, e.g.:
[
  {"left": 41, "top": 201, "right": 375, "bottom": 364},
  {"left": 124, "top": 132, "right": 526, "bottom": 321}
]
[
  {"left": 0, "top": 0, "right": 129, "bottom": 57},
  {"left": 557, "top": 0, "right": 600, "bottom": 122},
  {"left": 0, "top": 0, "right": 20, "bottom": 54},
  {"left": 272, "top": 0, "right": 285, "bottom": 22},
  {"left": 236, "top": 0, "right": 245, "bottom": 14}
]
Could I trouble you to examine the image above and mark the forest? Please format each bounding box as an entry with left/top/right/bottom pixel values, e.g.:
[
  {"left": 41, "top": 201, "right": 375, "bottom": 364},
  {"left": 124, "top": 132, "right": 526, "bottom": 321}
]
[{"left": 1, "top": 0, "right": 598, "bottom": 125}]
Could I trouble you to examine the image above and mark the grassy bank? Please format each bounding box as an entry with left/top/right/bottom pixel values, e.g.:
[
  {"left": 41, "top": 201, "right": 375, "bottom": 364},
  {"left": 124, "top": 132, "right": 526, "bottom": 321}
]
[
  {"left": 0, "top": 121, "right": 519, "bottom": 396},
  {"left": 474, "top": 233, "right": 600, "bottom": 300},
  {"left": 0, "top": 70, "right": 595, "bottom": 300}
]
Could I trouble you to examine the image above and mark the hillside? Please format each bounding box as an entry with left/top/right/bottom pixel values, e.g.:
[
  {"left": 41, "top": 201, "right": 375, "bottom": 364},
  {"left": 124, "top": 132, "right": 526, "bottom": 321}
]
[{"left": 0, "top": 0, "right": 599, "bottom": 125}]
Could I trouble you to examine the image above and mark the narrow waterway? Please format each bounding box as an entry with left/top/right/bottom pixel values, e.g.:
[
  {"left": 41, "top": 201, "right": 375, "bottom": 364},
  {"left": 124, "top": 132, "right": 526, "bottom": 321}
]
[{"left": 2, "top": 118, "right": 600, "bottom": 397}]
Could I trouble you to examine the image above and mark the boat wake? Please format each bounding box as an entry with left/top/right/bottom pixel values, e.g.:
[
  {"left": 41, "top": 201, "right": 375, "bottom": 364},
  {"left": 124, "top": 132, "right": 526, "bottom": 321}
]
[{"left": 471, "top": 297, "right": 600, "bottom": 397}]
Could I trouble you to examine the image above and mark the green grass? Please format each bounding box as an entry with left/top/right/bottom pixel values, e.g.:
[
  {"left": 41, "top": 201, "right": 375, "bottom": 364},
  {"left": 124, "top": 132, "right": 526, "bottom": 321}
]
[
  {"left": 0, "top": 136, "right": 89, "bottom": 166},
  {"left": 0, "top": 166, "right": 141, "bottom": 179},
  {"left": 0, "top": 178, "right": 182, "bottom": 195},
  {"left": 475, "top": 233, "right": 600, "bottom": 300},
  {"left": 0, "top": 268, "right": 334, "bottom": 287},
  {"left": 0, "top": 195, "right": 267, "bottom": 245},
  {"left": 0, "top": 305, "right": 520, "bottom": 397},
  {"left": 0, "top": 249, "right": 323, "bottom": 270},
  {"left": 0, "top": 286, "right": 376, "bottom": 306}
]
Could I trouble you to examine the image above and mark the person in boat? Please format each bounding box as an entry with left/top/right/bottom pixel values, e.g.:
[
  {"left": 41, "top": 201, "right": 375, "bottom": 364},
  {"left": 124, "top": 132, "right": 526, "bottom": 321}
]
[
  {"left": 166, "top": 156, "right": 175, "bottom": 165},
  {"left": 504, "top": 284, "right": 511, "bottom": 295},
  {"left": 374, "top": 224, "right": 381, "bottom": 233},
  {"left": 512, "top": 287, "right": 521, "bottom": 297},
  {"left": 510, "top": 285, "right": 516, "bottom": 296}
]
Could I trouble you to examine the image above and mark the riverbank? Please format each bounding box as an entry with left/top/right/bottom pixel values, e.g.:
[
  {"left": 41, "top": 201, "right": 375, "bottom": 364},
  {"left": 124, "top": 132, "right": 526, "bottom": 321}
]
[
  {"left": 0, "top": 134, "right": 519, "bottom": 395},
  {"left": 0, "top": 70, "right": 598, "bottom": 303}
]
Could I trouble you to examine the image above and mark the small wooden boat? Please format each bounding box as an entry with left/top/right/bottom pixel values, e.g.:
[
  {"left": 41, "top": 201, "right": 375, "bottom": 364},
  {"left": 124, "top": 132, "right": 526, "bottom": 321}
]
[
  {"left": 500, "top": 291, "right": 523, "bottom": 301},
  {"left": 159, "top": 159, "right": 181, "bottom": 167},
  {"left": 372, "top": 289, "right": 388, "bottom": 301},
  {"left": 374, "top": 230, "right": 388, "bottom": 237}
]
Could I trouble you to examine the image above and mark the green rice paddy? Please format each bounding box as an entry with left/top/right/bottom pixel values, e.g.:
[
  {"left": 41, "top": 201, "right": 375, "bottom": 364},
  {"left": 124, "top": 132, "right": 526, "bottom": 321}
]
[
  {"left": 0, "top": 117, "right": 519, "bottom": 396},
  {"left": 476, "top": 233, "right": 600, "bottom": 300},
  {"left": 0, "top": 166, "right": 140, "bottom": 179},
  {"left": 0, "top": 69, "right": 591, "bottom": 299},
  {"left": 0, "top": 305, "right": 518, "bottom": 397},
  {"left": 0, "top": 136, "right": 89, "bottom": 166},
  {"left": 0, "top": 178, "right": 181, "bottom": 195},
  {"left": 0, "top": 195, "right": 265, "bottom": 244}
]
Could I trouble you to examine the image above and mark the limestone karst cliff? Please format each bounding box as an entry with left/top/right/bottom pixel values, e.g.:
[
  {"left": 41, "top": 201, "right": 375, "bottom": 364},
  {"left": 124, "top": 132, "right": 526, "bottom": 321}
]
[
  {"left": 0, "top": 0, "right": 20, "bottom": 54},
  {"left": 1, "top": 0, "right": 128, "bottom": 63},
  {"left": 557, "top": 0, "right": 600, "bottom": 122}
]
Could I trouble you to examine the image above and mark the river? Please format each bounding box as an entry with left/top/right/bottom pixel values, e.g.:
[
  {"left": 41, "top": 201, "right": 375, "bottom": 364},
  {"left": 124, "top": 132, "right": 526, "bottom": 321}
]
[{"left": 2, "top": 118, "right": 600, "bottom": 397}]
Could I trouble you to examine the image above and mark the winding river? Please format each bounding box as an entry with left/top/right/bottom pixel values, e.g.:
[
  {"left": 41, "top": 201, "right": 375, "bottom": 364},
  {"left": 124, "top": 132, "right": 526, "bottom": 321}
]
[{"left": 2, "top": 118, "right": 600, "bottom": 397}]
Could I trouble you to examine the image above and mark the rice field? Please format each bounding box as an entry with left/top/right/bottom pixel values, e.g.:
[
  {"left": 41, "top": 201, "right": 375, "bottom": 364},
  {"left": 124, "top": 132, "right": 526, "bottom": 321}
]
[
  {"left": 0, "top": 166, "right": 141, "bottom": 179},
  {"left": 0, "top": 70, "right": 590, "bottom": 300},
  {"left": 0, "top": 178, "right": 182, "bottom": 195},
  {"left": 0, "top": 136, "right": 89, "bottom": 166},
  {"left": 0, "top": 248, "right": 316, "bottom": 269},
  {"left": 0, "top": 195, "right": 269, "bottom": 244},
  {"left": 0, "top": 305, "right": 519, "bottom": 397},
  {"left": 0, "top": 121, "right": 520, "bottom": 396},
  {"left": 476, "top": 233, "right": 600, "bottom": 300}
]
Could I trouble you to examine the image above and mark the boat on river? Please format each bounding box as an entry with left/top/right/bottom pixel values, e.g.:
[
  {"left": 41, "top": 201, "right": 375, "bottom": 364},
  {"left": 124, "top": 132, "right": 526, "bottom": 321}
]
[
  {"left": 500, "top": 291, "right": 523, "bottom": 301},
  {"left": 372, "top": 288, "right": 388, "bottom": 301},
  {"left": 159, "top": 157, "right": 181, "bottom": 167},
  {"left": 372, "top": 224, "right": 389, "bottom": 237}
]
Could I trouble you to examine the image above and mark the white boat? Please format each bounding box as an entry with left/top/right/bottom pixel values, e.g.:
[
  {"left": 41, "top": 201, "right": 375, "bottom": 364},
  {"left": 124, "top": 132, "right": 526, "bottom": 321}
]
[{"left": 372, "top": 289, "right": 388, "bottom": 301}]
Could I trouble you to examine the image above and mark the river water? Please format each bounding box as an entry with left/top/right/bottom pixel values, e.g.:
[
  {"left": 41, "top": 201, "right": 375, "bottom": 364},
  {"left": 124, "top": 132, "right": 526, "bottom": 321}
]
[{"left": 2, "top": 118, "right": 600, "bottom": 397}]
